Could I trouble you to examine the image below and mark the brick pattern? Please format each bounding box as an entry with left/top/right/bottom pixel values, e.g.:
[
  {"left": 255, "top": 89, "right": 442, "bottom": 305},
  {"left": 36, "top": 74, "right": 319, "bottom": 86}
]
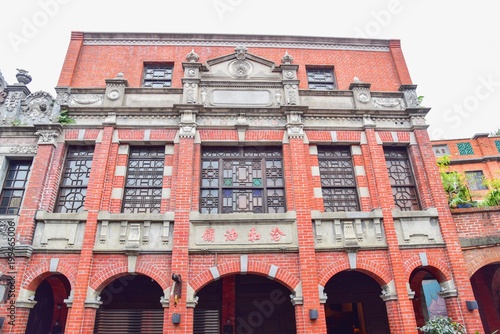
[
  {"left": 60, "top": 43, "right": 405, "bottom": 91},
  {"left": 4, "top": 33, "right": 497, "bottom": 334}
]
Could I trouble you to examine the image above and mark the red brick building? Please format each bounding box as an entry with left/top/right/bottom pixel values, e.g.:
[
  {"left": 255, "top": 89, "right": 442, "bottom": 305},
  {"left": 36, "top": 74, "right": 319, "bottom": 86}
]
[
  {"left": 0, "top": 31, "right": 497, "bottom": 333},
  {"left": 432, "top": 134, "right": 500, "bottom": 201}
]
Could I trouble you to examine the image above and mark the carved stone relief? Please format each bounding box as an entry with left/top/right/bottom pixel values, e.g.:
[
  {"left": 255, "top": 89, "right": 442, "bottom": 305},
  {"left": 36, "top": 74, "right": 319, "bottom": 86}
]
[{"left": 21, "top": 91, "right": 56, "bottom": 124}]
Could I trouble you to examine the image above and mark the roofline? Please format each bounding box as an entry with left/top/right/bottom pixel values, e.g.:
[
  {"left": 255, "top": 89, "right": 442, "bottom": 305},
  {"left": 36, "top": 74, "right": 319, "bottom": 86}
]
[{"left": 73, "top": 31, "right": 397, "bottom": 51}]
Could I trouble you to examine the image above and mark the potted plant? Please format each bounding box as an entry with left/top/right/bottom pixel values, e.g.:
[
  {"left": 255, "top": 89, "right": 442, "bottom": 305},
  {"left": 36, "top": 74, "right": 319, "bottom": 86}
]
[{"left": 417, "top": 316, "right": 466, "bottom": 334}]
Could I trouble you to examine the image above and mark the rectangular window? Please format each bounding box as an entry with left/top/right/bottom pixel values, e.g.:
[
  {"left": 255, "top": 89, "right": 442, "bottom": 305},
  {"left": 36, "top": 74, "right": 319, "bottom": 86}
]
[
  {"left": 384, "top": 147, "right": 420, "bottom": 211},
  {"left": 318, "top": 146, "right": 359, "bottom": 212},
  {"left": 0, "top": 160, "right": 32, "bottom": 215},
  {"left": 142, "top": 64, "right": 173, "bottom": 88},
  {"left": 123, "top": 146, "right": 165, "bottom": 213},
  {"left": 457, "top": 142, "right": 474, "bottom": 155},
  {"left": 56, "top": 146, "right": 94, "bottom": 213},
  {"left": 200, "top": 147, "right": 285, "bottom": 214},
  {"left": 306, "top": 68, "right": 336, "bottom": 90},
  {"left": 465, "top": 171, "right": 487, "bottom": 191}
]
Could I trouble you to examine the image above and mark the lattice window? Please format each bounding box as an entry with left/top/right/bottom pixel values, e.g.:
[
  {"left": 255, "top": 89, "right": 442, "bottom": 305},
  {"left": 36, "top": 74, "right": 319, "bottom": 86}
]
[
  {"left": 142, "top": 65, "right": 173, "bottom": 88},
  {"left": 201, "top": 147, "right": 285, "bottom": 214},
  {"left": 465, "top": 171, "right": 487, "bottom": 191},
  {"left": 457, "top": 142, "right": 474, "bottom": 155},
  {"left": 306, "top": 68, "right": 336, "bottom": 90},
  {"left": 0, "top": 160, "right": 31, "bottom": 215},
  {"left": 56, "top": 146, "right": 94, "bottom": 213},
  {"left": 384, "top": 147, "right": 420, "bottom": 211},
  {"left": 495, "top": 140, "right": 500, "bottom": 153},
  {"left": 123, "top": 147, "right": 165, "bottom": 213},
  {"left": 318, "top": 146, "right": 359, "bottom": 212}
]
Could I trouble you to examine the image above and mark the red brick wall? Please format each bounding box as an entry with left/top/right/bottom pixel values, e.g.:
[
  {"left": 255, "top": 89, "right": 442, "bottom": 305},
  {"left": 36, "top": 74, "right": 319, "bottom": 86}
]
[{"left": 58, "top": 34, "right": 409, "bottom": 91}]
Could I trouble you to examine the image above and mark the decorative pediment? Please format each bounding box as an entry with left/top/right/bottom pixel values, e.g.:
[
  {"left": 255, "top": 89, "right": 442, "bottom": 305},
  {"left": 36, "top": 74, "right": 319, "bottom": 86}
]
[{"left": 202, "top": 46, "right": 281, "bottom": 81}]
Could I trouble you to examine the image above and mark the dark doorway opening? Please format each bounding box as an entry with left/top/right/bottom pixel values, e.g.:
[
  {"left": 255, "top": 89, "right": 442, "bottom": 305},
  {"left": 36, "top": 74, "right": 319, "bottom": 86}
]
[
  {"left": 94, "top": 274, "right": 164, "bottom": 334},
  {"left": 324, "top": 271, "right": 389, "bottom": 334},
  {"left": 26, "top": 274, "right": 71, "bottom": 334},
  {"left": 195, "top": 274, "right": 297, "bottom": 334},
  {"left": 471, "top": 263, "right": 500, "bottom": 333}
]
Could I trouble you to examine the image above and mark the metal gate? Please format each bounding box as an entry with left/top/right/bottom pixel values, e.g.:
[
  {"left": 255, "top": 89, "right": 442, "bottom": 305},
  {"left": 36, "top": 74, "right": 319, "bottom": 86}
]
[
  {"left": 193, "top": 309, "right": 220, "bottom": 334},
  {"left": 94, "top": 309, "right": 164, "bottom": 334}
]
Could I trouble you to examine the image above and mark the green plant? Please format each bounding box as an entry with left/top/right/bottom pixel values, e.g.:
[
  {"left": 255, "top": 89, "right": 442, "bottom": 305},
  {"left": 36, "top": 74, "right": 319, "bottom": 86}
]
[
  {"left": 57, "top": 109, "right": 75, "bottom": 124},
  {"left": 482, "top": 177, "right": 500, "bottom": 207},
  {"left": 437, "top": 156, "right": 472, "bottom": 208},
  {"left": 417, "top": 316, "right": 466, "bottom": 334}
]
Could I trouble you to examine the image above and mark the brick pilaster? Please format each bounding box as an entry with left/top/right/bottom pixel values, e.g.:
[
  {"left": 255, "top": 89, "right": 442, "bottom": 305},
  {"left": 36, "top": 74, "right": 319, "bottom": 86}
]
[
  {"left": 285, "top": 138, "right": 327, "bottom": 333},
  {"left": 413, "top": 129, "right": 483, "bottom": 333},
  {"left": 168, "top": 136, "right": 196, "bottom": 332},
  {"left": 363, "top": 128, "right": 417, "bottom": 333},
  {"left": 9, "top": 141, "right": 59, "bottom": 334},
  {"left": 63, "top": 126, "right": 115, "bottom": 334}
]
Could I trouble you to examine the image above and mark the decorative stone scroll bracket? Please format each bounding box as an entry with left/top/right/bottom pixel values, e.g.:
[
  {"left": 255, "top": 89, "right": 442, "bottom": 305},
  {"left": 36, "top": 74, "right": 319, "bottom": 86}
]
[
  {"left": 290, "top": 282, "right": 303, "bottom": 306},
  {"left": 285, "top": 109, "right": 304, "bottom": 139},
  {"left": 380, "top": 280, "right": 398, "bottom": 301},
  {"left": 85, "top": 287, "right": 102, "bottom": 309},
  {"left": 439, "top": 279, "right": 458, "bottom": 298},
  {"left": 34, "top": 124, "right": 62, "bottom": 146},
  {"left": 178, "top": 109, "right": 197, "bottom": 138},
  {"left": 16, "top": 288, "right": 36, "bottom": 308}
]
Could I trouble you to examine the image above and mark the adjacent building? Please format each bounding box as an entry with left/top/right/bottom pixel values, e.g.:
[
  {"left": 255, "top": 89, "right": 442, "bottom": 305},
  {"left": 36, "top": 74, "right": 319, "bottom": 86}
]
[
  {"left": 0, "top": 32, "right": 498, "bottom": 333},
  {"left": 432, "top": 134, "right": 500, "bottom": 201}
]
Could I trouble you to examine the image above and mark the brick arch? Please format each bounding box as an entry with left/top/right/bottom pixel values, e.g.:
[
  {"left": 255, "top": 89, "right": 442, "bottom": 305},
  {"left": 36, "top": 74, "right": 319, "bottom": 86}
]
[
  {"left": 23, "top": 261, "right": 77, "bottom": 291},
  {"left": 465, "top": 248, "right": 500, "bottom": 277},
  {"left": 318, "top": 257, "right": 391, "bottom": 287},
  {"left": 90, "top": 263, "right": 168, "bottom": 292},
  {"left": 190, "top": 260, "right": 300, "bottom": 293},
  {"left": 403, "top": 255, "right": 452, "bottom": 282}
]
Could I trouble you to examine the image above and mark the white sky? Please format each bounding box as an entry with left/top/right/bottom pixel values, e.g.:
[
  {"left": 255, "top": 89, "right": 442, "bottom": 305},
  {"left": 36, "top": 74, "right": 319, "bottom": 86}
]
[{"left": 1, "top": 0, "right": 499, "bottom": 140}]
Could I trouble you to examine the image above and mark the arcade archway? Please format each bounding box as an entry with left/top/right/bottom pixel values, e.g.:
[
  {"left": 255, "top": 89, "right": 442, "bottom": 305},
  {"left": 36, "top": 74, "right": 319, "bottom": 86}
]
[
  {"left": 470, "top": 263, "right": 500, "bottom": 333},
  {"left": 323, "top": 270, "right": 389, "bottom": 334},
  {"left": 25, "top": 273, "right": 71, "bottom": 334},
  {"left": 93, "top": 274, "right": 164, "bottom": 334},
  {"left": 194, "top": 274, "right": 296, "bottom": 334}
]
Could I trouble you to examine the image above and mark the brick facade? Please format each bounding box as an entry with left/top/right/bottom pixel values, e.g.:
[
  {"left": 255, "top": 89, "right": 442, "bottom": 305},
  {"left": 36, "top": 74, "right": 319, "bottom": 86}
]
[{"left": 0, "top": 32, "right": 497, "bottom": 333}]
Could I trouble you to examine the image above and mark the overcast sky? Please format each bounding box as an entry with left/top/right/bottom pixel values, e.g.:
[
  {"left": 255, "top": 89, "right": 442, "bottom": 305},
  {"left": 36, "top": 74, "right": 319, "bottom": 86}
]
[{"left": 1, "top": 0, "right": 499, "bottom": 140}]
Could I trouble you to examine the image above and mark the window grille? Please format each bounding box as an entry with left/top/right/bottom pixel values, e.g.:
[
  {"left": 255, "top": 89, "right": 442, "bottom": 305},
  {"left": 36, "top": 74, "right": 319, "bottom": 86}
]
[{"left": 201, "top": 147, "right": 285, "bottom": 214}]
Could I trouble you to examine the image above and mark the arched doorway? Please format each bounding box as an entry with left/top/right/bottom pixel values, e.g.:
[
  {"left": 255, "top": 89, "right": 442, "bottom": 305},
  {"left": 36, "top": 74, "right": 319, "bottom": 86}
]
[
  {"left": 194, "top": 274, "right": 296, "bottom": 334},
  {"left": 93, "top": 274, "right": 164, "bottom": 334},
  {"left": 323, "top": 270, "right": 390, "bottom": 334},
  {"left": 25, "top": 274, "right": 71, "bottom": 334},
  {"left": 409, "top": 268, "right": 448, "bottom": 328},
  {"left": 470, "top": 263, "right": 500, "bottom": 333}
]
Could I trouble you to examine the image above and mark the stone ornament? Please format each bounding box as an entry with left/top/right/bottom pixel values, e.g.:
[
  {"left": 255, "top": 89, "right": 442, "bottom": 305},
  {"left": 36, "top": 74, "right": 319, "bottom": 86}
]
[
  {"left": 9, "top": 146, "right": 37, "bottom": 154},
  {"left": 372, "top": 97, "right": 403, "bottom": 109},
  {"left": 107, "top": 89, "right": 121, "bottom": 101},
  {"left": 186, "top": 49, "right": 200, "bottom": 63},
  {"left": 16, "top": 68, "right": 32, "bottom": 85},
  {"left": 70, "top": 94, "right": 104, "bottom": 106},
  {"left": 34, "top": 131, "right": 59, "bottom": 144},
  {"left": 21, "top": 91, "right": 56, "bottom": 124},
  {"left": 186, "top": 68, "right": 197, "bottom": 77},
  {"left": 229, "top": 59, "right": 252, "bottom": 78},
  {"left": 5, "top": 92, "right": 22, "bottom": 113},
  {"left": 0, "top": 221, "right": 14, "bottom": 237},
  {"left": 281, "top": 51, "right": 293, "bottom": 64},
  {"left": 234, "top": 45, "right": 248, "bottom": 60},
  {"left": 357, "top": 92, "right": 370, "bottom": 103},
  {"left": 284, "top": 70, "right": 295, "bottom": 79},
  {"left": 56, "top": 91, "right": 70, "bottom": 105}
]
